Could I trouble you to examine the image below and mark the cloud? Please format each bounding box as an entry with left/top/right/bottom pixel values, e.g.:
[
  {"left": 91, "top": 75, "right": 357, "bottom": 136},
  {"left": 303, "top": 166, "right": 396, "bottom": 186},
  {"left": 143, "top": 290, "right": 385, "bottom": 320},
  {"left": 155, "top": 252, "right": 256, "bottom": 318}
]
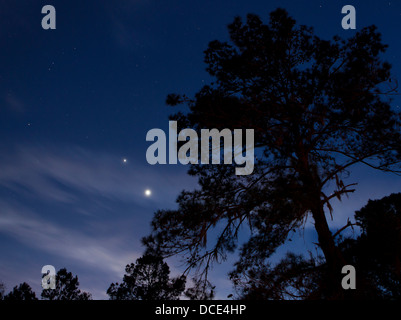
[
  {"left": 0, "top": 201, "right": 136, "bottom": 275},
  {"left": 0, "top": 143, "right": 197, "bottom": 298},
  {"left": 0, "top": 144, "right": 197, "bottom": 208},
  {"left": 0, "top": 143, "right": 198, "bottom": 272},
  {"left": 0, "top": 200, "right": 140, "bottom": 299}
]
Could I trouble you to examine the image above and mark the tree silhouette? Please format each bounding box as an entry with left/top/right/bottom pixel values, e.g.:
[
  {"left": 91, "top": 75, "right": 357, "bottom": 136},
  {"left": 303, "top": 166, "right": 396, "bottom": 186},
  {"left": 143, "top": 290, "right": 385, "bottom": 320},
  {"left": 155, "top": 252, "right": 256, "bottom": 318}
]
[
  {"left": 348, "top": 192, "right": 401, "bottom": 298},
  {"left": 232, "top": 193, "right": 401, "bottom": 299},
  {"left": 3, "top": 282, "right": 38, "bottom": 300},
  {"left": 231, "top": 252, "right": 323, "bottom": 300},
  {"left": 107, "top": 250, "right": 186, "bottom": 300},
  {"left": 41, "top": 268, "right": 92, "bottom": 300},
  {"left": 144, "top": 8, "right": 401, "bottom": 298}
]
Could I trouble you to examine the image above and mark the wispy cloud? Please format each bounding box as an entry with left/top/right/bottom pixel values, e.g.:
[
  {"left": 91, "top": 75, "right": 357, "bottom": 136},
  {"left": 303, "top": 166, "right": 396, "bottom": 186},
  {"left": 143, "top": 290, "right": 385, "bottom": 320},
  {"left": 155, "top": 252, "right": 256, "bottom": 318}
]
[
  {"left": 0, "top": 201, "right": 136, "bottom": 274},
  {"left": 0, "top": 143, "right": 196, "bottom": 298},
  {"left": 0, "top": 144, "right": 196, "bottom": 208},
  {"left": 0, "top": 143, "right": 197, "bottom": 271}
]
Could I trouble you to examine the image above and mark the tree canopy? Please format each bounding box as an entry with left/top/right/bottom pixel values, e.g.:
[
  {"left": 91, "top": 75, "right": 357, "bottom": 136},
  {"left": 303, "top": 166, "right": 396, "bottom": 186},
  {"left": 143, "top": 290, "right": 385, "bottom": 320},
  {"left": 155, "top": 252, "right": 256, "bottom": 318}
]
[
  {"left": 107, "top": 250, "right": 186, "bottom": 300},
  {"left": 144, "top": 8, "right": 401, "bottom": 299},
  {"left": 41, "top": 268, "right": 92, "bottom": 300},
  {"left": 3, "top": 282, "right": 38, "bottom": 301}
]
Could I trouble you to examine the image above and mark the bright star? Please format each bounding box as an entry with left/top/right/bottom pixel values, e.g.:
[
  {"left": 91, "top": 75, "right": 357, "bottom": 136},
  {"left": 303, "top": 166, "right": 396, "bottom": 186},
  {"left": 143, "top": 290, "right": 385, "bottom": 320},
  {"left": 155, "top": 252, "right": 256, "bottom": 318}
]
[{"left": 144, "top": 189, "right": 152, "bottom": 197}]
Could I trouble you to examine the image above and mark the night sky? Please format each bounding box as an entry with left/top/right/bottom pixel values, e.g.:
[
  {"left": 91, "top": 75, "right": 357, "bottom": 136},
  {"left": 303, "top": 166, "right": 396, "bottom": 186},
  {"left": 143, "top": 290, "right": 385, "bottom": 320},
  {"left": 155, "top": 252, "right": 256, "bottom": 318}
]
[{"left": 0, "top": 0, "right": 400, "bottom": 299}]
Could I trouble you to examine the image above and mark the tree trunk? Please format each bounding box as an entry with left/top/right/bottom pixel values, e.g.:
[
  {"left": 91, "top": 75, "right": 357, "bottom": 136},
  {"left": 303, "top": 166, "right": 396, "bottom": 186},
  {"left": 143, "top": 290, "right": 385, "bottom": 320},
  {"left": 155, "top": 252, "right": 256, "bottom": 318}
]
[
  {"left": 311, "top": 201, "right": 346, "bottom": 299},
  {"left": 299, "top": 151, "right": 347, "bottom": 298}
]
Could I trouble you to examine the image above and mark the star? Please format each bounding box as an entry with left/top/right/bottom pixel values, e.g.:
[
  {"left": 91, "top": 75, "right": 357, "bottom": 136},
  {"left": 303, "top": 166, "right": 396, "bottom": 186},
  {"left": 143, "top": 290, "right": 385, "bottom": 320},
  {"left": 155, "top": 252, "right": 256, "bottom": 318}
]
[
  {"left": 144, "top": 189, "right": 152, "bottom": 197},
  {"left": 122, "top": 158, "right": 127, "bottom": 163}
]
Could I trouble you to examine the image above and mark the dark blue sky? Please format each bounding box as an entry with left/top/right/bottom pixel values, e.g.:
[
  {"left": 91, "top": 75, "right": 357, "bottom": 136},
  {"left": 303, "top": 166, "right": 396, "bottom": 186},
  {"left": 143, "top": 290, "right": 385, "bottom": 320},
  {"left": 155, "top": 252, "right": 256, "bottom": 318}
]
[{"left": 0, "top": 0, "right": 400, "bottom": 299}]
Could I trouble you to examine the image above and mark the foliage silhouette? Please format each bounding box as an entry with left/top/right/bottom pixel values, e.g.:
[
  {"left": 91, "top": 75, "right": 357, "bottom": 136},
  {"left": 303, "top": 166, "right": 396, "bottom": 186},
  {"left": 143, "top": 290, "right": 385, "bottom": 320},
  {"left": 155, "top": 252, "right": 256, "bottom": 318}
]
[
  {"left": 3, "top": 282, "right": 38, "bottom": 301},
  {"left": 231, "top": 252, "right": 323, "bottom": 300},
  {"left": 231, "top": 193, "right": 401, "bottom": 299},
  {"left": 41, "top": 268, "right": 92, "bottom": 300},
  {"left": 348, "top": 192, "right": 401, "bottom": 298},
  {"left": 144, "top": 8, "right": 401, "bottom": 299},
  {"left": 184, "top": 277, "right": 215, "bottom": 300},
  {"left": 107, "top": 249, "right": 186, "bottom": 300}
]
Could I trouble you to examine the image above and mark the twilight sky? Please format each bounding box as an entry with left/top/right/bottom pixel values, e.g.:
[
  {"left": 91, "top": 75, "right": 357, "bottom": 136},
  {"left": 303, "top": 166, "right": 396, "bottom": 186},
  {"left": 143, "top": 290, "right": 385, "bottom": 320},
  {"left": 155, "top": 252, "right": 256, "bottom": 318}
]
[{"left": 0, "top": 0, "right": 400, "bottom": 299}]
